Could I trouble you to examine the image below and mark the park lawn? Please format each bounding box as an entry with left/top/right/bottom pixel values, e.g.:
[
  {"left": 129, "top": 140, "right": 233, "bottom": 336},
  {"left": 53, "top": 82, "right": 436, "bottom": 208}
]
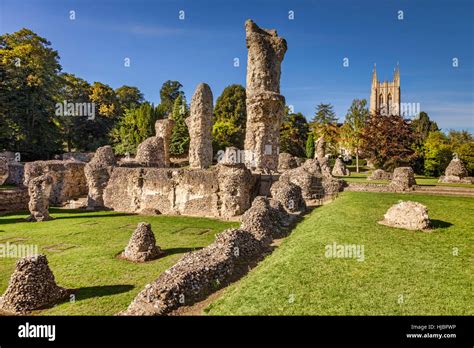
[
  {"left": 205, "top": 192, "right": 474, "bottom": 315},
  {"left": 338, "top": 171, "right": 474, "bottom": 188},
  {"left": 0, "top": 209, "right": 238, "bottom": 315}
]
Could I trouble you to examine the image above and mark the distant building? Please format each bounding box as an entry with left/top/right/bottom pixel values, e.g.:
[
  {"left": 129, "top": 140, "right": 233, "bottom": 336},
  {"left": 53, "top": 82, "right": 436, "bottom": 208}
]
[{"left": 369, "top": 64, "right": 400, "bottom": 116}]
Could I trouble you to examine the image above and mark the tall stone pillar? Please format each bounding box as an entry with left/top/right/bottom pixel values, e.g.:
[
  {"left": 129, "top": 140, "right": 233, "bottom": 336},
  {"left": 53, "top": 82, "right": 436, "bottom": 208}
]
[
  {"left": 155, "top": 118, "right": 175, "bottom": 167},
  {"left": 243, "top": 19, "right": 287, "bottom": 172},
  {"left": 186, "top": 83, "right": 214, "bottom": 169}
]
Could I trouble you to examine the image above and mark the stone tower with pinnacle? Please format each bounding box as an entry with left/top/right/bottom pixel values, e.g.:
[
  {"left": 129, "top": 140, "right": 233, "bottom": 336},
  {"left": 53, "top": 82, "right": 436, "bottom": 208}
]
[{"left": 369, "top": 63, "right": 401, "bottom": 116}]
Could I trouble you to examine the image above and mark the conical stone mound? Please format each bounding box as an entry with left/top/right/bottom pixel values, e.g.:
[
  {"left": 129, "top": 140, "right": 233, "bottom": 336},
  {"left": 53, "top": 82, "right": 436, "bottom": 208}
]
[
  {"left": 0, "top": 254, "right": 68, "bottom": 313},
  {"left": 122, "top": 222, "right": 163, "bottom": 262}
]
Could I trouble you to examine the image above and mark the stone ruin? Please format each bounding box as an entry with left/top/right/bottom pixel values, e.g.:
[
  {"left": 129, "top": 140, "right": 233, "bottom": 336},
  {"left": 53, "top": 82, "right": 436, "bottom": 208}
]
[
  {"left": 368, "top": 169, "right": 392, "bottom": 181},
  {"left": 26, "top": 174, "right": 53, "bottom": 222},
  {"left": 314, "top": 136, "right": 331, "bottom": 176},
  {"left": 135, "top": 119, "right": 175, "bottom": 167},
  {"left": 121, "top": 228, "right": 264, "bottom": 316},
  {"left": 23, "top": 160, "right": 88, "bottom": 205},
  {"left": 121, "top": 189, "right": 302, "bottom": 316},
  {"left": 379, "top": 201, "right": 430, "bottom": 231},
  {"left": 121, "top": 222, "right": 163, "bottom": 262},
  {"left": 279, "top": 158, "right": 342, "bottom": 200},
  {"left": 388, "top": 167, "right": 417, "bottom": 191},
  {"left": 439, "top": 154, "right": 473, "bottom": 184},
  {"left": 84, "top": 145, "right": 116, "bottom": 209},
  {"left": 278, "top": 152, "right": 298, "bottom": 171},
  {"left": 0, "top": 255, "right": 68, "bottom": 313},
  {"left": 0, "top": 157, "right": 9, "bottom": 185},
  {"left": 243, "top": 19, "right": 287, "bottom": 172},
  {"left": 332, "top": 158, "right": 350, "bottom": 176},
  {"left": 186, "top": 83, "right": 214, "bottom": 169},
  {"left": 103, "top": 163, "right": 255, "bottom": 218},
  {"left": 270, "top": 180, "right": 306, "bottom": 213}
]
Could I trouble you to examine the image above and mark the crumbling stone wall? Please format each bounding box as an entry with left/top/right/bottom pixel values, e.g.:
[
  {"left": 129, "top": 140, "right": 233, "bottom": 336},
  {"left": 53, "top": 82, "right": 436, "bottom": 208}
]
[
  {"left": 439, "top": 155, "right": 472, "bottom": 184},
  {"left": 278, "top": 152, "right": 298, "bottom": 171},
  {"left": 0, "top": 157, "right": 8, "bottom": 185},
  {"left": 121, "top": 193, "right": 297, "bottom": 316},
  {"left": 135, "top": 119, "right": 175, "bottom": 168},
  {"left": 332, "top": 158, "right": 350, "bottom": 176},
  {"left": 186, "top": 83, "right": 213, "bottom": 169},
  {"left": 388, "top": 167, "right": 417, "bottom": 191},
  {"left": 84, "top": 145, "right": 116, "bottom": 209},
  {"left": 23, "top": 160, "right": 87, "bottom": 205},
  {"left": 244, "top": 20, "right": 287, "bottom": 172},
  {"left": 103, "top": 164, "right": 254, "bottom": 218},
  {"left": 368, "top": 169, "right": 392, "bottom": 181},
  {"left": 0, "top": 188, "right": 29, "bottom": 213}
]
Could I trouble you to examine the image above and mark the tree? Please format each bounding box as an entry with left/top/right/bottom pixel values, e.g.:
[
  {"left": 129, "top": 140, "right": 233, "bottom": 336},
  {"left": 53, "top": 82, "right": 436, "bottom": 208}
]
[
  {"left": 110, "top": 102, "right": 162, "bottom": 155},
  {"left": 360, "top": 114, "right": 417, "bottom": 171},
  {"left": 115, "top": 85, "right": 144, "bottom": 114},
  {"left": 56, "top": 73, "right": 92, "bottom": 152},
  {"left": 169, "top": 95, "right": 190, "bottom": 156},
  {"left": 159, "top": 80, "right": 184, "bottom": 114},
  {"left": 212, "top": 84, "right": 246, "bottom": 151},
  {"left": 310, "top": 103, "right": 339, "bottom": 155},
  {"left": 89, "top": 82, "right": 119, "bottom": 118},
  {"left": 0, "top": 28, "right": 62, "bottom": 159},
  {"left": 447, "top": 130, "right": 474, "bottom": 175},
  {"left": 412, "top": 111, "right": 439, "bottom": 141},
  {"left": 340, "top": 99, "right": 369, "bottom": 172},
  {"left": 280, "top": 112, "right": 309, "bottom": 157},
  {"left": 423, "top": 131, "right": 452, "bottom": 177},
  {"left": 305, "top": 132, "right": 314, "bottom": 159}
]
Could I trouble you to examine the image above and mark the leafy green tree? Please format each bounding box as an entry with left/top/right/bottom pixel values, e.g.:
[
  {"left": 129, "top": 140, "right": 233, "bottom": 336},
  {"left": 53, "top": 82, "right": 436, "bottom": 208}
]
[
  {"left": 89, "top": 82, "right": 119, "bottom": 118},
  {"left": 160, "top": 80, "right": 184, "bottom": 114},
  {"left": 0, "top": 28, "right": 62, "bottom": 159},
  {"left": 169, "top": 95, "right": 190, "bottom": 156},
  {"left": 110, "top": 102, "right": 162, "bottom": 155},
  {"left": 423, "top": 131, "right": 452, "bottom": 177},
  {"left": 305, "top": 132, "right": 314, "bottom": 159},
  {"left": 115, "top": 85, "right": 144, "bottom": 114},
  {"left": 280, "top": 112, "right": 309, "bottom": 157},
  {"left": 310, "top": 103, "right": 339, "bottom": 155},
  {"left": 56, "top": 73, "right": 92, "bottom": 152},
  {"left": 212, "top": 84, "right": 247, "bottom": 151},
  {"left": 447, "top": 130, "right": 474, "bottom": 175},
  {"left": 340, "top": 99, "right": 369, "bottom": 172},
  {"left": 412, "top": 111, "right": 439, "bottom": 140}
]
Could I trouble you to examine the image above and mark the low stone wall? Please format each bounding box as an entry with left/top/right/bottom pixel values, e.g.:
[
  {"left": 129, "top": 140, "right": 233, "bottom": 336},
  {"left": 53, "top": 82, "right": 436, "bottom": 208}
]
[
  {"left": 103, "top": 164, "right": 255, "bottom": 218},
  {"left": 121, "top": 193, "right": 300, "bottom": 316},
  {"left": 344, "top": 183, "right": 394, "bottom": 193},
  {"left": 23, "top": 160, "right": 88, "bottom": 205},
  {"left": 0, "top": 188, "right": 29, "bottom": 213}
]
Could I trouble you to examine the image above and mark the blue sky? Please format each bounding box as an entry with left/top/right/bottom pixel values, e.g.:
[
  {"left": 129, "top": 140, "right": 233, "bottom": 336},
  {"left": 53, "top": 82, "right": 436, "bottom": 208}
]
[{"left": 1, "top": 0, "right": 473, "bottom": 132}]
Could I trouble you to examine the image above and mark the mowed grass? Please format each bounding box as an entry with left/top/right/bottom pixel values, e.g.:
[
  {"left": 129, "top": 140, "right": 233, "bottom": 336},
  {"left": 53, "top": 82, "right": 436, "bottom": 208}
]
[
  {"left": 206, "top": 192, "right": 474, "bottom": 315},
  {"left": 339, "top": 169, "right": 474, "bottom": 188},
  {"left": 0, "top": 209, "right": 238, "bottom": 315}
]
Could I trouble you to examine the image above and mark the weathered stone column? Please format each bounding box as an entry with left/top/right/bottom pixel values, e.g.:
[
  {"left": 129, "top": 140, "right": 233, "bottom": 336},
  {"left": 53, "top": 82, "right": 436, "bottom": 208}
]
[
  {"left": 155, "top": 118, "right": 175, "bottom": 167},
  {"left": 186, "top": 83, "right": 214, "bottom": 169},
  {"left": 244, "top": 19, "right": 287, "bottom": 172}
]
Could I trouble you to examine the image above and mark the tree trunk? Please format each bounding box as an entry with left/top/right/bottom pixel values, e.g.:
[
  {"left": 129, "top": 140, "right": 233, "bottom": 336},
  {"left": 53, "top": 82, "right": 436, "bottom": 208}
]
[{"left": 356, "top": 150, "right": 360, "bottom": 173}]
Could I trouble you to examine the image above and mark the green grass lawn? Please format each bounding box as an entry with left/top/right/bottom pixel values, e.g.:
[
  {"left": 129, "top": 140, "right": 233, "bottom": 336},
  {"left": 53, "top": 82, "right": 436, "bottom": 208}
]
[
  {"left": 205, "top": 192, "right": 474, "bottom": 315},
  {"left": 340, "top": 169, "right": 474, "bottom": 188},
  {"left": 0, "top": 209, "right": 238, "bottom": 315}
]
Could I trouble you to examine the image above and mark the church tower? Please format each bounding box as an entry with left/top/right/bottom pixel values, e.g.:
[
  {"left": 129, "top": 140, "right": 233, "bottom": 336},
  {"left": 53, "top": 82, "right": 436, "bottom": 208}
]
[{"left": 369, "top": 64, "right": 401, "bottom": 116}]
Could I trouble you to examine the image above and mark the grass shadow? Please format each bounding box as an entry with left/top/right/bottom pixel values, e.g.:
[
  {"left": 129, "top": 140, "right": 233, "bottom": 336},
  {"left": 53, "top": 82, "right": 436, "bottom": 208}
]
[
  {"left": 430, "top": 219, "right": 453, "bottom": 229},
  {"left": 72, "top": 284, "right": 134, "bottom": 301},
  {"left": 162, "top": 247, "right": 204, "bottom": 255}
]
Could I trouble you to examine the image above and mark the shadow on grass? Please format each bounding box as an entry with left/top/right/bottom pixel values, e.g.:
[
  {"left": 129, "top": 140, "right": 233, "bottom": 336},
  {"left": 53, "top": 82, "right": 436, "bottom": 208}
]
[
  {"left": 162, "top": 247, "right": 204, "bottom": 255},
  {"left": 72, "top": 284, "right": 134, "bottom": 301},
  {"left": 430, "top": 219, "right": 453, "bottom": 229},
  {"left": 52, "top": 212, "right": 135, "bottom": 220}
]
